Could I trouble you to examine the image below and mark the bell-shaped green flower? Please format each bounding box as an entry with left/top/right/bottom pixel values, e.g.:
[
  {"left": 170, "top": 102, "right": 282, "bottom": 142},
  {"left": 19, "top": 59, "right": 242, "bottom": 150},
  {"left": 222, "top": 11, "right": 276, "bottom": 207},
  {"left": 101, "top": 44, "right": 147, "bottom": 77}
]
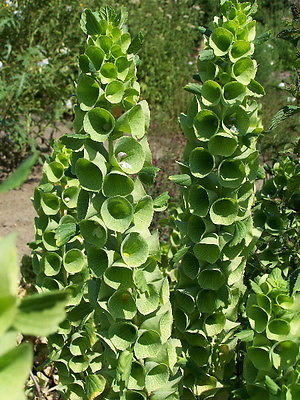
[
  {"left": 31, "top": 7, "right": 179, "bottom": 399},
  {"left": 172, "top": 1, "right": 264, "bottom": 396}
]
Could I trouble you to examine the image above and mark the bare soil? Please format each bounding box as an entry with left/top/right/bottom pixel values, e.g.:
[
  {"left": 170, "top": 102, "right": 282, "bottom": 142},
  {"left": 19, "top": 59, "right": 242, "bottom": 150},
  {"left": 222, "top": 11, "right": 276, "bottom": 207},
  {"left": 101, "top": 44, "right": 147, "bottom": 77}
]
[{"left": 0, "top": 168, "right": 41, "bottom": 257}]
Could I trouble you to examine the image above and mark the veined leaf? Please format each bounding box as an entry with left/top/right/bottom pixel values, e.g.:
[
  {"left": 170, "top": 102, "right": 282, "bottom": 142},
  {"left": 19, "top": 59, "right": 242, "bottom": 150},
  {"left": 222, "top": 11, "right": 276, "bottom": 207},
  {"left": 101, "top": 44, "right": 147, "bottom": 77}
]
[
  {"left": 13, "top": 291, "right": 68, "bottom": 336},
  {"left": 268, "top": 106, "right": 300, "bottom": 131}
]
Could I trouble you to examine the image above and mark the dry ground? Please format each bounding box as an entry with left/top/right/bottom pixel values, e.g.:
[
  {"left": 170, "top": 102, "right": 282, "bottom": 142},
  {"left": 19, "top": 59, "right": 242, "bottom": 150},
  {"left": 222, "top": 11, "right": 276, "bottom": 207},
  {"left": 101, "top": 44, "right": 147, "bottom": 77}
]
[{"left": 0, "top": 169, "right": 41, "bottom": 256}]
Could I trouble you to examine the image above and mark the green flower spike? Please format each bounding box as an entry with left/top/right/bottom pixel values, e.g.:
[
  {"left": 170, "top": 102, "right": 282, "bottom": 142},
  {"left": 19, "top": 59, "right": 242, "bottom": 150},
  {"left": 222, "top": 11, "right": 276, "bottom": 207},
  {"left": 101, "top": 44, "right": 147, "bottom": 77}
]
[
  {"left": 171, "top": 1, "right": 264, "bottom": 397},
  {"left": 32, "top": 7, "right": 180, "bottom": 400}
]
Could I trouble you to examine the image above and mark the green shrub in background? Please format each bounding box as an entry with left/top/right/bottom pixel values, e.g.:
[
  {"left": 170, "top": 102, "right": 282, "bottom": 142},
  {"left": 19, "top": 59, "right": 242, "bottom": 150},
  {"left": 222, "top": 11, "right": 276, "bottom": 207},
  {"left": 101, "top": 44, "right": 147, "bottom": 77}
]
[
  {"left": 246, "top": 1, "right": 300, "bottom": 280},
  {"left": 242, "top": 269, "right": 300, "bottom": 400},
  {"left": 0, "top": 0, "right": 88, "bottom": 173},
  {"left": 170, "top": 1, "right": 265, "bottom": 397},
  {"left": 255, "top": 1, "right": 300, "bottom": 154},
  {"left": 0, "top": 0, "right": 297, "bottom": 176},
  {"left": 121, "top": 0, "right": 204, "bottom": 129},
  {"left": 32, "top": 8, "right": 181, "bottom": 399},
  {"left": 248, "top": 141, "right": 300, "bottom": 278},
  {"left": 0, "top": 0, "right": 204, "bottom": 174}
]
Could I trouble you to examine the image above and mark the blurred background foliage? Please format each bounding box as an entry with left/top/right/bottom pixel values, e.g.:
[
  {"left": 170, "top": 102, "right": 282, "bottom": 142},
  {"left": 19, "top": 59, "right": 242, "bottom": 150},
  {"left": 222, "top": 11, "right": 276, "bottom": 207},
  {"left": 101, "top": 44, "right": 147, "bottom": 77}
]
[{"left": 0, "top": 0, "right": 299, "bottom": 176}]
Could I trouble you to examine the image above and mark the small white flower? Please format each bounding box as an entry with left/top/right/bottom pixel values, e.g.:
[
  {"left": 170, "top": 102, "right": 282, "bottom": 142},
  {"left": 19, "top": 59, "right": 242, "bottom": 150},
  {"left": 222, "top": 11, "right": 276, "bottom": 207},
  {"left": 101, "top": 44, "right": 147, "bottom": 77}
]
[
  {"left": 287, "top": 96, "right": 296, "bottom": 103},
  {"left": 59, "top": 47, "right": 68, "bottom": 54},
  {"left": 188, "top": 61, "right": 193, "bottom": 65},
  {"left": 0, "top": 61, "right": 3, "bottom": 68},
  {"left": 117, "top": 152, "right": 127, "bottom": 159},
  {"left": 120, "top": 161, "right": 132, "bottom": 170},
  {"left": 37, "top": 58, "right": 49, "bottom": 67},
  {"left": 278, "top": 82, "right": 285, "bottom": 89},
  {"left": 65, "top": 99, "right": 73, "bottom": 109},
  {"left": 66, "top": 5, "right": 72, "bottom": 11}
]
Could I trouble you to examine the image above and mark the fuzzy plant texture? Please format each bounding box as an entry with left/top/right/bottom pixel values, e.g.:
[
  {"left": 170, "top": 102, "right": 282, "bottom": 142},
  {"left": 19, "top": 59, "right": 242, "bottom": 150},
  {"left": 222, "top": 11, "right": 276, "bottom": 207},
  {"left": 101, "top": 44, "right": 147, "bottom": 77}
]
[
  {"left": 243, "top": 268, "right": 300, "bottom": 400},
  {"left": 170, "top": 1, "right": 265, "bottom": 398},
  {"left": 32, "top": 7, "right": 181, "bottom": 400}
]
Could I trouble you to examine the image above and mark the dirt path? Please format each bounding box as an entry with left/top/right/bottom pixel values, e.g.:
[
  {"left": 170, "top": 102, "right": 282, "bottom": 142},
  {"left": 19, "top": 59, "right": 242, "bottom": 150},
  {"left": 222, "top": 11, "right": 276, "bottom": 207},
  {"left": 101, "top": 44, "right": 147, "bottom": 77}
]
[{"left": 0, "top": 170, "right": 41, "bottom": 257}]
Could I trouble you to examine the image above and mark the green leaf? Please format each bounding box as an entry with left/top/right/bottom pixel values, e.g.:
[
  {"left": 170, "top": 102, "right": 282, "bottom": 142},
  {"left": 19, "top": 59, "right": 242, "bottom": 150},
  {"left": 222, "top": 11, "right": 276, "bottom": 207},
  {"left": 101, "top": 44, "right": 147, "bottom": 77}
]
[
  {"left": 138, "top": 166, "right": 159, "bottom": 185},
  {"left": 55, "top": 216, "right": 77, "bottom": 246},
  {"left": 199, "top": 49, "right": 215, "bottom": 61},
  {"left": 169, "top": 174, "right": 191, "bottom": 187},
  {"left": 134, "top": 330, "right": 162, "bottom": 359},
  {"left": 116, "top": 350, "right": 133, "bottom": 384},
  {"left": 172, "top": 245, "right": 190, "bottom": 265},
  {"left": 121, "top": 232, "right": 149, "bottom": 267},
  {"left": 184, "top": 83, "right": 202, "bottom": 96},
  {"left": 289, "top": 268, "right": 300, "bottom": 295},
  {"left": 268, "top": 106, "right": 300, "bottom": 131},
  {"left": 235, "top": 330, "right": 254, "bottom": 342},
  {"left": 101, "top": 196, "right": 133, "bottom": 233},
  {"left": 265, "top": 376, "right": 280, "bottom": 395},
  {"left": 128, "top": 32, "right": 144, "bottom": 54},
  {"left": 0, "top": 296, "right": 17, "bottom": 336},
  {"left": 134, "top": 196, "right": 154, "bottom": 229},
  {"left": 80, "top": 9, "right": 103, "bottom": 36},
  {"left": 0, "top": 234, "right": 18, "bottom": 297},
  {"left": 64, "top": 249, "right": 86, "bottom": 274},
  {"left": 254, "top": 30, "right": 272, "bottom": 45},
  {"left": 109, "top": 323, "right": 138, "bottom": 350},
  {"left": 153, "top": 192, "right": 170, "bottom": 212},
  {"left": 0, "top": 152, "right": 39, "bottom": 193},
  {"left": 85, "top": 375, "right": 106, "bottom": 400},
  {"left": 231, "top": 221, "right": 247, "bottom": 247},
  {"left": 247, "top": 347, "right": 271, "bottom": 371},
  {"left": 108, "top": 290, "right": 137, "bottom": 320},
  {"left": 0, "top": 343, "right": 33, "bottom": 400},
  {"left": 13, "top": 291, "right": 68, "bottom": 336}
]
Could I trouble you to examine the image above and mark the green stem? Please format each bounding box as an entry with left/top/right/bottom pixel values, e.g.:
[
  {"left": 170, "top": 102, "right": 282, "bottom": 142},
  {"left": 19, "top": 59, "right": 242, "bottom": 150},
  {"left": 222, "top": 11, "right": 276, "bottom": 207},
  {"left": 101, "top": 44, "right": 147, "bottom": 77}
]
[{"left": 108, "top": 139, "right": 114, "bottom": 161}]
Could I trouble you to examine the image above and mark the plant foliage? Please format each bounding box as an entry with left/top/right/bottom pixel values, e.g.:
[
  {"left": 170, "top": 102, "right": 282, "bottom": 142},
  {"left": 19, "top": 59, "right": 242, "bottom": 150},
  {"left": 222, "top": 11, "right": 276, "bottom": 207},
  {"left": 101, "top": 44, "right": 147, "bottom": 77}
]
[
  {"left": 32, "top": 7, "right": 181, "bottom": 399},
  {"left": 243, "top": 268, "right": 300, "bottom": 400},
  {"left": 0, "top": 233, "right": 67, "bottom": 399},
  {"left": 170, "top": 1, "right": 265, "bottom": 397},
  {"left": 249, "top": 142, "right": 300, "bottom": 278}
]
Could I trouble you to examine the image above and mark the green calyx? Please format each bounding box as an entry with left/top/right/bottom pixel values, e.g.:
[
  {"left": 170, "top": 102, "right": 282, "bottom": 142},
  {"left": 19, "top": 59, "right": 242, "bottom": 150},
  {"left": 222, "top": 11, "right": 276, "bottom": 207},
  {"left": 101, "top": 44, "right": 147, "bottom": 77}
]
[
  {"left": 31, "top": 7, "right": 179, "bottom": 399},
  {"left": 173, "top": 1, "right": 264, "bottom": 397},
  {"left": 244, "top": 269, "right": 300, "bottom": 398}
]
